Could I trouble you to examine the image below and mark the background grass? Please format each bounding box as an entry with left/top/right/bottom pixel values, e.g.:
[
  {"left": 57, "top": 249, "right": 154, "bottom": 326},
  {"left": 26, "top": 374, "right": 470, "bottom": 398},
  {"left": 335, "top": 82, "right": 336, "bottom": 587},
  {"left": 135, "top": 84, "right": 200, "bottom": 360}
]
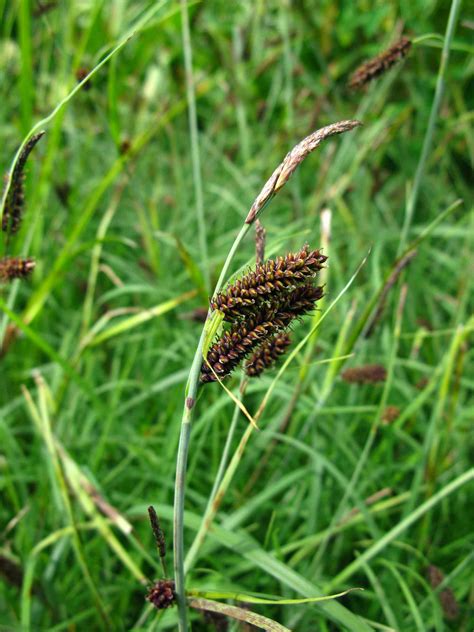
[{"left": 0, "top": 1, "right": 473, "bottom": 630}]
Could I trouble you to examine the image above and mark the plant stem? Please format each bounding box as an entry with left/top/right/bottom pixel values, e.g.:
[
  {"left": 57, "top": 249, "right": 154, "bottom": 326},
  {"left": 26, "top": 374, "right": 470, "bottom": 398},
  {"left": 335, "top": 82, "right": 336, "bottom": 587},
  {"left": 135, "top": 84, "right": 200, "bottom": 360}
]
[
  {"left": 173, "top": 224, "right": 250, "bottom": 631},
  {"left": 184, "top": 374, "right": 247, "bottom": 573},
  {"left": 398, "top": 0, "right": 461, "bottom": 253}
]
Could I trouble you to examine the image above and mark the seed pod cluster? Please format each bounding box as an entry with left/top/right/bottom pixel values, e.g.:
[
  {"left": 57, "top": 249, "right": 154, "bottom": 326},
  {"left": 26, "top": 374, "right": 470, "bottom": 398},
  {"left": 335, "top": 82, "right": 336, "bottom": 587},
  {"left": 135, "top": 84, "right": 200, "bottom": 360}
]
[
  {"left": 348, "top": 36, "right": 412, "bottom": 90},
  {"left": 201, "top": 248, "right": 325, "bottom": 383},
  {"left": 211, "top": 245, "right": 326, "bottom": 321}
]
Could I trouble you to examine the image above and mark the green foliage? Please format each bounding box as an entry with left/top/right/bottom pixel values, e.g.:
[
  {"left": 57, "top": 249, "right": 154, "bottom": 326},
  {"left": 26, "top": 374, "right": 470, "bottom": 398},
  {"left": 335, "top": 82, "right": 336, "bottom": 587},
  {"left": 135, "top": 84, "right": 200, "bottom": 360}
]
[{"left": 0, "top": 1, "right": 472, "bottom": 630}]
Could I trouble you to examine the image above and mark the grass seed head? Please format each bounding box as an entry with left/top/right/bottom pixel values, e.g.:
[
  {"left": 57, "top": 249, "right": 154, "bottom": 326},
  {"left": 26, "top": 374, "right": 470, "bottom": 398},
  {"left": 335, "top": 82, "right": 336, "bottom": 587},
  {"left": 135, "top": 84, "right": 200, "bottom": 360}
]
[
  {"left": 146, "top": 579, "right": 176, "bottom": 610},
  {"left": 245, "top": 332, "right": 292, "bottom": 377},
  {"left": 245, "top": 120, "right": 361, "bottom": 224},
  {"left": 349, "top": 36, "right": 412, "bottom": 90},
  {"left": 0, "top": 256, "right": 36, "bottom": 282},
  {"left": 342, "top": 364, "right": 387, "bottom": 384},
  {"left": 202, "top": 280, "right": 324, "bottom": 383},
  {"left": 211, "top": 245, "right": 326, "bottom": 322},
  {"left": 2, "top": 132, "right": 45, "bottom": 235}
]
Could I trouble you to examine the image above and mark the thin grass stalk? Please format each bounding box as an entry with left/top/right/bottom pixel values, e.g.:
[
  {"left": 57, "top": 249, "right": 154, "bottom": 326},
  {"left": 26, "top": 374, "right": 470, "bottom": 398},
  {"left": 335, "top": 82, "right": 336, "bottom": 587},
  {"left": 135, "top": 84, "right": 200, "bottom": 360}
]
[
  {"left": 180, "top": 0, "right": 209, "bottom": 291},
  {"left": 398, "top": 0, "right": 461, "bottom": 253},
  {"left": 173, "top": 224, "right": 250, "bottom": 630},
  {"left": 184, "top": 374, "right": 247, "bottom": 573},
  {"left": 313, "top": 285, "right": 407, "bottom": 571},
  {"left": 325, "top": 467, "right": 474, "bottom": 590}
]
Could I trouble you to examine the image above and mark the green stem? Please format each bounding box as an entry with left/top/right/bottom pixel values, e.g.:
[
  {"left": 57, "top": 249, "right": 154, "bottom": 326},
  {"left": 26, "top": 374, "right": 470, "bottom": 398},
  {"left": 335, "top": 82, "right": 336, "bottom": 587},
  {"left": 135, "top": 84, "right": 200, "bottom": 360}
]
[
  {"left": 173, "top": 224, "right": 250, "bottom": 631},
  {"left": 184, "top": 374, "right": 247, "bottom": 573},
  {"left": 398, "top": 0, "right": 462, "bottom": 253}
]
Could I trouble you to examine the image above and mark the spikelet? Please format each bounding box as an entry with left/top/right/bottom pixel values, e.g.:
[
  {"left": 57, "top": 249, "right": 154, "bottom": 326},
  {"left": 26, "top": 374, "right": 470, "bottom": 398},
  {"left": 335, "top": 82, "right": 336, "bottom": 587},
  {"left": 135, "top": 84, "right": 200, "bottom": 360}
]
[
  {"left": 146, "top": 579, "right": 176, "bottom": 610},
  {"left": 0, "top": 257, "right": 35, "bottom": 282},
  {"left": 245, "top": 333, "right": 292, "bottom": 377},
  {"left": 341, "top": 364, "right": 387, "bottom": 384},
  {"left": 2, "top": 132, "right": 45, "bottom": 235},
  {"left": 211, "top": 245, "right": 327, "bottom": 321},
  {"left": 245, "top": 121, "right": 361, "bottom": 224},
  {"left": 348, "top": 36, "right": 412, "bottom": 90},
  {"left": 201, "top": 284, "right": 323, "bottom": 383}
]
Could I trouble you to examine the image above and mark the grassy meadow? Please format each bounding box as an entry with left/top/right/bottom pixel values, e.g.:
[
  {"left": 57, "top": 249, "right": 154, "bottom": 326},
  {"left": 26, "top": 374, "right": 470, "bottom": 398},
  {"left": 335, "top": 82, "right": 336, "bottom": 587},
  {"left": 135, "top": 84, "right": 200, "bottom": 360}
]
[{"left": 0, "top": 1, "right": 473, "bottom": 630}]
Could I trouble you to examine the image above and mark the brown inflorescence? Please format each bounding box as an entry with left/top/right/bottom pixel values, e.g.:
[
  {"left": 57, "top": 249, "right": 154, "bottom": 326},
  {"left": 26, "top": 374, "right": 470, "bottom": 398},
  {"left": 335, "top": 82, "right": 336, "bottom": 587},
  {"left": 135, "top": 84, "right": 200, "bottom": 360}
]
[
  {"left": 2, "top": 132, "right": 45, "bottom": 235},
  {"left": 426, "top": 565, "right": 459, "bottom": 621},
  {"left": 245, "top": 332, "right": 292, "bottom": 377},
  {"left": 147, "top": 506, "right": 166, "bottom": 561},
  {"left": 201, "top": 284, "right": 323, "bottom": 383},
  {"left": 341, "top": 364, "right": 387, "bottom": 384},
  {"left": 381, "top": 405, "right": 400, "bottom": 424},
  {"left": 349, "top": 36, "right": 412, "bottom": 90},
  {"left": 146, "top": 579, "right": 176, "bottom": 610},
  {"left": 0, "top": 257, "right": 35, "bottom": 282},
  {"left": 245, "top": 121, "right": 361, "bottom": 224},
  {"left": 211, "top": 246, "right": 326, "bottom": 322}
]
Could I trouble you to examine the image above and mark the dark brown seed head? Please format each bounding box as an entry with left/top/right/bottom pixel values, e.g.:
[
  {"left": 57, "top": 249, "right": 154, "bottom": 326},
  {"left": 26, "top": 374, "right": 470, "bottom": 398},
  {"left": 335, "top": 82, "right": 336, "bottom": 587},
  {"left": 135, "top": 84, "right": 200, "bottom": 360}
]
[
  {"left": 2, "top": 132, "right": 45, "bottom": 235},
  {"left": 426, "top": 565, "right": 459, "bottom": 621},
  {"left": 146, "top": 579, "right": 176, "bottom": 610},
  {"left": 245, "top": 332, "right": 292, "bottom": 377},
  {"left": 75, "top": 67, "right": 91, "bottom": 89},
  {"left": 0, "top": 257, "right": 36, "bottom": 282},
  {"left": 147, "top": 506, "right": 166, "bottom": 561},
  {"left": 381, "top": 405, "right": 400, "bottom": 424},
  {"left": 348, "top": 36, "right": 412, "bottom": 90},
  {"left": 342, "top": 364, "right": 387, "bottom": 384},
  {"left": 211, "top": 245, "right": 327, "bottom": 321},
  {"left": 201, "top": 284, "right": 323, "bottom": 383}
]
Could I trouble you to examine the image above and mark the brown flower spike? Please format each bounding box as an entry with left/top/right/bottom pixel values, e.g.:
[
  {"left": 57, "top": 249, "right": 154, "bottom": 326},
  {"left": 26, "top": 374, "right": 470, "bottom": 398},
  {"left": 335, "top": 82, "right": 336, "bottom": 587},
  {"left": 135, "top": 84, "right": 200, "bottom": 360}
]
[
  {"left": 349, "top": 36, "right": 412, "bottom": 90},
  {"left": 245, "top": 333, "right": 292, "bottom": 377},
  {"left": 341, "top": 364, "right": 387, "bottom": 384},
  {"left": 201, "top": 283, "right": 324, "bottom": 383},
  {"left": 245, "top": 120, "right": 361, "bottom": 224},
  {"left": 0, "top": 257, "right": 35, "bottom": 282},
  {"left": 1, "top": 132, "right": 45, "bottom": 235},
  {"left": 211, "top": 246, "right": 327, "bottom": 322}
]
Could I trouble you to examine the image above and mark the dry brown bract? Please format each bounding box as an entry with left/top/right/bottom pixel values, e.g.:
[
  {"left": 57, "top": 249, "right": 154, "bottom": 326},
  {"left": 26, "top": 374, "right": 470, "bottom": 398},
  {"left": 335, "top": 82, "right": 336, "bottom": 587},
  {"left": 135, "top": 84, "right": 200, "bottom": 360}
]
[{"left": 349, "top": 36, "right": 412, "bottom": 90}]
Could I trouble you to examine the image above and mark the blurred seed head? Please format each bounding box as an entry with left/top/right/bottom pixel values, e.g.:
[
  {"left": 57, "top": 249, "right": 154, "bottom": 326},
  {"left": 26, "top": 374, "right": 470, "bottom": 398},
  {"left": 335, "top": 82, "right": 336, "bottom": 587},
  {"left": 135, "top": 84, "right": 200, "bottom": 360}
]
[{"left": 348, "top": 36, "right": 412, "bottom": 91}]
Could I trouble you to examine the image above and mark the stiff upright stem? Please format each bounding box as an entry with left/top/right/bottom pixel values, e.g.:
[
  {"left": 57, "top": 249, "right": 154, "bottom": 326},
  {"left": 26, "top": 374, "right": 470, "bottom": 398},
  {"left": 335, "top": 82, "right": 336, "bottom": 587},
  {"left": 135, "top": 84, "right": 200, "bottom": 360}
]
[{"left": 173, "top": 224, "right": 250, "bottom": 631}]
